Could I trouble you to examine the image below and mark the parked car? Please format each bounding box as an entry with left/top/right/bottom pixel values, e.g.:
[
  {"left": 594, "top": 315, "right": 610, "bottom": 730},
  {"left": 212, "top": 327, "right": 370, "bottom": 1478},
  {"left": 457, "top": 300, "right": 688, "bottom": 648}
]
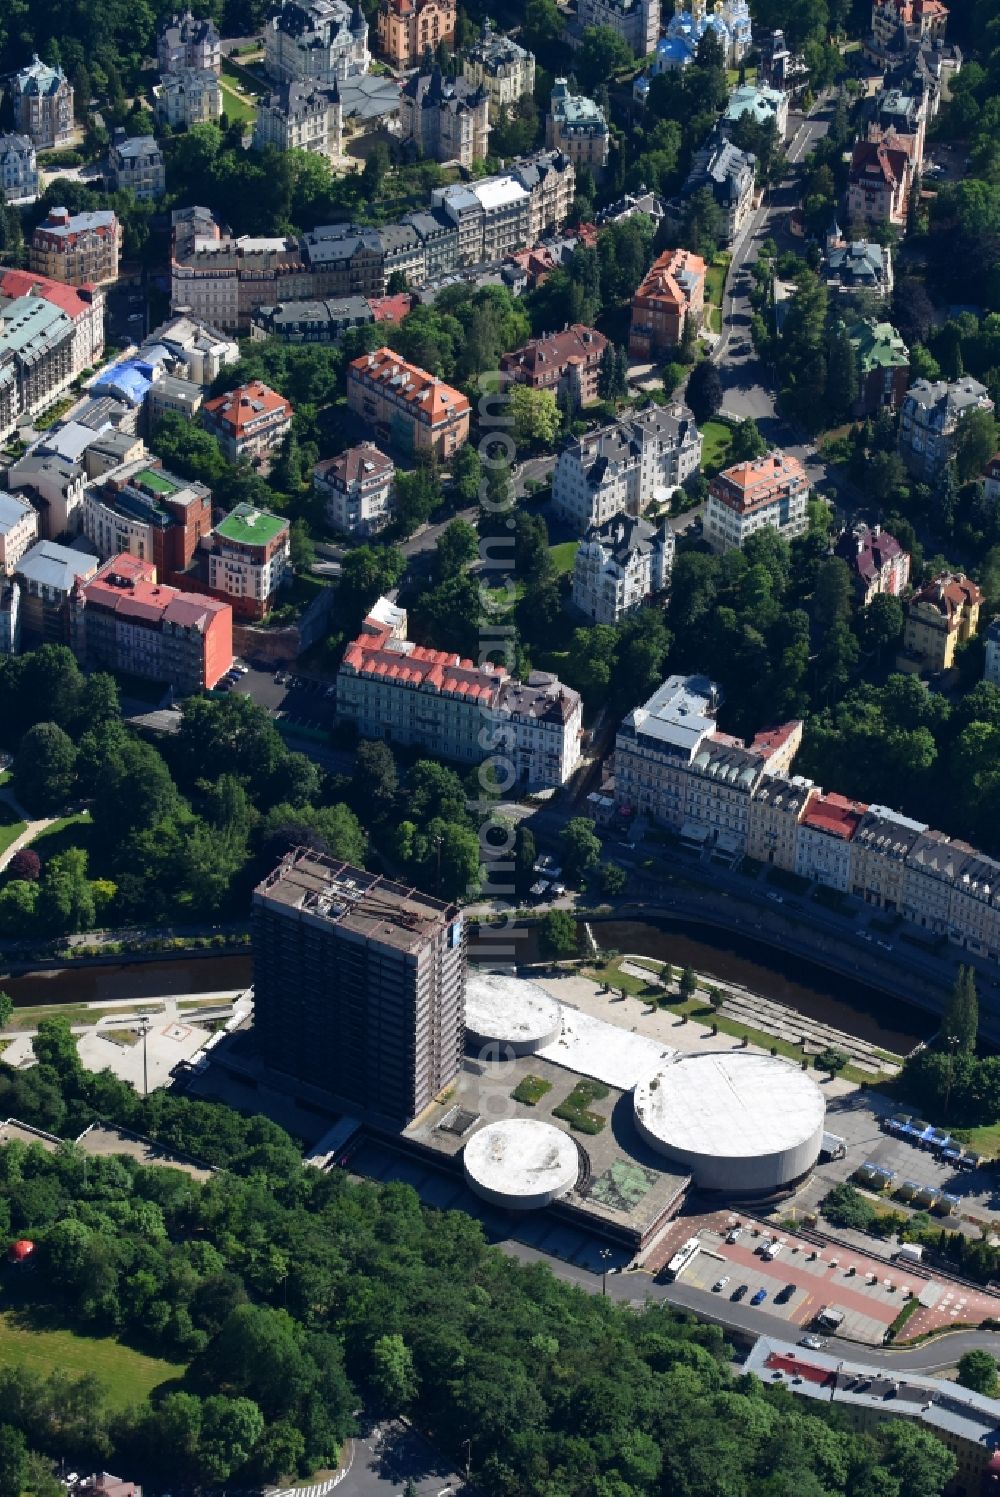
[
  {"left": 775, "top": 1283, "right": 796, "bottom": 1304},
  {"left": 798, "top": 1335, "right": 825, "bottom": 1350},
  {"left": 731, "top": 1284, "right": 748, "bottom": 1302},
  {"left": 727, "top": 1225, "right": 743, "bottom": 1243},
  {"left": 712, "top": 1276, "right": 731, "bottom": 1292},
  {"left": 763, "top": 1240, "right": 784, "bottom": 1261},
  {"left": 751, "top": 1288, "right": 767, "bottom": 1306}
]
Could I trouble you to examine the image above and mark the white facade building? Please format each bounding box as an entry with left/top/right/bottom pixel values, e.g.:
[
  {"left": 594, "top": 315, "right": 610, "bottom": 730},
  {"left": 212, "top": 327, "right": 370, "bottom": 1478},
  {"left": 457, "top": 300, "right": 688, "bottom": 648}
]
[
  {"left": 705, "top": 450, "right": 810, "bottom": 552},
  {"left": 265, "top": 0, "right": 370, "bottom": 84},
  {"left": 572, "top": 513, "right": 674, "bottom": 624},
  {"left": 156, "top": 68, "right": 223, "bottom": 128},
  {"left": 984, "top": 618, "right": 1000, "bottom": 689},
  {"left": 313, "top": 442, "right": 395, "bottom": 535},
  {"left": 0, "top": 493, "right": 40, "bottom": 576},
  {"left": 253, "top": 81, "right": 343, "bottom": 159},
  {"left": 553, "top": 403, "right": 702, "bottom": 533},
  {"left": 461, "top": 22, "right": 535, "bottom": 116},
  {"left": 0, "top": 134, "right": 38, "bottom": 203}
]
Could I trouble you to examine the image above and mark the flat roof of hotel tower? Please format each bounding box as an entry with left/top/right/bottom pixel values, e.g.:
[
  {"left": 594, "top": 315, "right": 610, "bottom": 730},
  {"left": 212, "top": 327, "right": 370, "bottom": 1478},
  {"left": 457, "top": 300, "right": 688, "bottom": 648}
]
[{"left": 253, "top": 850, "right": 459, "bottom": 953}]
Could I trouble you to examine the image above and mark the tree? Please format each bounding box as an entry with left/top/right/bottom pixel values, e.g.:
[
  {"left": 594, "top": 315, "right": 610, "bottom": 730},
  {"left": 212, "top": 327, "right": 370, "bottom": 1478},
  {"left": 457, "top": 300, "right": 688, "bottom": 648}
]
[
  {"left": 957, "top": 1349, "right": 999, "bottom": 1396},
  {"left": 524, "top": 0, "right": 565, "bottom": 55},
  {"left": 598, "top": 342, "right": 628, "bottom": 402},
  {"left": 577, "top": 27, "right": 635, "bottom": 91},
  {"left": 435, "top": 519, "right": 478, "bottom": 580},
  {"left": 289, "top": 519, "right": 315, "bottom": 572},
  {"left": 0, "top": 1425, "right": 27, "bottom": 1497},
  {"left": 514, "top": 825, "right": 536, "bottom": 897},
  {"left": 369, "top": 1333, "right": 417, "bottom": 1412},
  {"left": 32, "top": 1016, "right": 81, "bottom": 1082},
  {"left": 539, "top": 908, "right": 578, "bottom": 959},
  {"left": 728, "top": 419, "right": 768, "bottom": 462},
  {"left": 335, "top": 545, "right": 406, "bottom": 631},
  {"left": 559, "top": 818, "right": 601, "bottom": 884},
  {"left": 679, "top": 965, "right": 697, "bottom": 999},
  {"left": 39, "top": 849, "right": 96, "bottom": 935},
  {"left": 353, "top": 740, "right": 398, "bottom": 816},
  {"left": 954, "top": 407, "right": 999, "bottom": 483},
  {"left": 825, "top": 324, "right": 859, "bottom": 421},
  {"left": 362, "top": 141, "right": 390, "bottom": 197},
  {"left": 511, "top": 384, "right": 560, "bottom": 447},
  {"left": 813, "top": 557, "right": 853, "bottom": 631},
  {"left": 862, "top": 593, "right": 905, "bottom": 663},
  {"left": 0, "top": 993, "right": 11, "bottom": 1030},
  {"left": 876, "top": 1421, "right": 956, "bottom": 1497},
  {"left": 13, "top": 722, "right": 76, "bottom": 814},
  {"left": 598, "top": 862, "right": 628, "bottom": 895},
  {"left": 450, "top": 444, "right": 482, "bottom": 506},
  {"left": 943, "top": 964, "right": 979, "bottom": 1052},
  {"left": 7, "top": 849, "right": 40, "bottom": 882},
  {"left": 681, "top": 186, "right": 724, "bottom": 260},
  {"left": 685, "top": 359, "right": 722, "bottom": 424}
]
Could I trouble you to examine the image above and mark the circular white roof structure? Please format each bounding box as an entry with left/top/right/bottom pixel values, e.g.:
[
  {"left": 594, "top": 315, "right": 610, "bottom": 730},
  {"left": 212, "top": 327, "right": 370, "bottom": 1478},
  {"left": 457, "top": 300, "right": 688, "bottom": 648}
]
[
  {"left": 633, "top": 1052, "right": 825, "bottom": 1194},
  {"left": 463, "top": 1119, "right": 579, "bottom": 1209},
  {"left": 465, "top": 969, "right": 563, "bottom": 1055}
]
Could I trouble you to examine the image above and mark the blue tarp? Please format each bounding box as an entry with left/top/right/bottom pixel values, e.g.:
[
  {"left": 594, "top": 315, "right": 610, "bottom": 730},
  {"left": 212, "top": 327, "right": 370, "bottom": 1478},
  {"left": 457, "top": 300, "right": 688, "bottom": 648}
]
[{"left": 91, "top": 359, "right": 154, "bottom": 406}]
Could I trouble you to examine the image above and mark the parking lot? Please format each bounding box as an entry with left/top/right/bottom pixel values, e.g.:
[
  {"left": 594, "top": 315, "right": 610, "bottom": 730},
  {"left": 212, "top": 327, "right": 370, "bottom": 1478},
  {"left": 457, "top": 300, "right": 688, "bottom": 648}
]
[{"left": 229, "top": 660, "right": 338, "bottom": 734}]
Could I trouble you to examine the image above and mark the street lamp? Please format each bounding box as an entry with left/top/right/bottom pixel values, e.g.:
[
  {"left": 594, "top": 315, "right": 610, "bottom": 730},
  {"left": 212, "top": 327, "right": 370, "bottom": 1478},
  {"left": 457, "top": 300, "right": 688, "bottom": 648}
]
[
  {"left": 461, "top": 1438, "right": 471, "bottom": 1479},
  {"left": 599, "top": 1247, "right": 612, "bottom": 1298},
  {"left": 137, "top": 1016, "right": 152, "bottom": 1098}
]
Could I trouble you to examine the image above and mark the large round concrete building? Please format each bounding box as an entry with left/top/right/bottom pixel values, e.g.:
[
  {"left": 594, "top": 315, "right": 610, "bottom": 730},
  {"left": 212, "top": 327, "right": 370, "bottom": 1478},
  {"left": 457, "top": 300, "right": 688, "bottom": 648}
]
[
  {"left": 633, "top": 1052, "right": 825, "bottom": 1194},
  {"left": 463, "top": 1119, "right": 579, "bottom": 1209},
  {"left": 465, "top": 969, "right": 563, "bottom": 1056}
]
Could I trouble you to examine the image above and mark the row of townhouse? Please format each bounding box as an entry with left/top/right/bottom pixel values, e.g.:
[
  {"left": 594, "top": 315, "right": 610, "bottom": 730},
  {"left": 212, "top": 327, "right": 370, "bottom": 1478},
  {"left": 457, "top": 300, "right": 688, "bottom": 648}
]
[
  {"left": 614, "top": 673, "right": 1000, "bottom": 959},
  {"left": 170, "top": 150, "right": 575, "bottom": 332},
  {"left": 336, "top": 598, "right": 583, "bottom": 790},
  {"left": 552, "top": 403, "right": 703, "bottom": 534}
]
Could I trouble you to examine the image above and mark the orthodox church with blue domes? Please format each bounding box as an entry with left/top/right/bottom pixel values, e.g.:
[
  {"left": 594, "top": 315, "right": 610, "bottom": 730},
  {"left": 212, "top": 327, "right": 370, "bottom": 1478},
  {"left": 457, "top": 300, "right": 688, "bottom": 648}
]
[{"left": 634, "top": 0, "right": 751, "bottom": 102}]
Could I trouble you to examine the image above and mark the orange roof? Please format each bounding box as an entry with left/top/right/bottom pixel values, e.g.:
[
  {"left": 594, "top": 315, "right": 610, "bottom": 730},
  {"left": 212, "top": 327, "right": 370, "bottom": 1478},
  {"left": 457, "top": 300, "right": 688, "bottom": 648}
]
[
  {"left": 203, "top": 380, "right": 292, "bottom": 437},
  {"left": 83, "top": 554, "right": 229, "bottom": 630},
  {"left": 801, "top": 792, "right": 867, "bottom": 841},
  {"left": 711, "top": 451, "right": 809, "bottom": 513},
  {"left": 911, "top": 572, "right": 983, "bottom": 618},
  {"left": 348, "top": 347, "right": 470, "bottom": 424},
  {"left": 632, "top": 248, "right": 706, "bottom": 313},
  {"left": 341, "top": 613, "right": 503, "bottom": 701},
  {"left": 368, "top": 293, "right": 413, "bottom": 323},
  {"left": 0, "top": 267, "right": 98, "bottom": 319},
  {"left": 500, "top": 324, "right": 606, "bottom": 379}
]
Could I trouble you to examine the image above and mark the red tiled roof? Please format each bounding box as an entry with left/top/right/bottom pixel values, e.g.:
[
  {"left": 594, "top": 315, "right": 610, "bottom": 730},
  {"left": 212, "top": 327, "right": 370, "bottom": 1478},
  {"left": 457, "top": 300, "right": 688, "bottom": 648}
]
[
  {"left": 368, "top": 293, "right": 413, "bottom": 323},
  {"left": 801, "top": 791, "right": 868, "bottom": 840},
  {"left": 348, "top": 347, "right": 470, "bottom": 423},
  {"left": 850, "top": 139, "right": 909, "bottom": 187},
  {"left": 341, "top": 614, "right": 504, "bottom": 701},
  {"left": 631, "top": 248, "right": 706, "bottom": 313},
  {"left": 500, "top": 323, "right": 606, "bottom": 379},
  {"left": 83, "top": 555, "right": 229, "bottom": 630},
  {"left": 911, "top": 572, "right": 983, "bottom": 618},
  {"left": 203, "top": 380, "right": 292, "bottom": 437},
  {"left": 712, "top": 451, "right": 809, "bottom": 513},
  {"left": 764, "top": 1351, "right": 835, "bottom": 1388},
  {"left": 0, "top": 267, "right": 98, "bottom": 319}
]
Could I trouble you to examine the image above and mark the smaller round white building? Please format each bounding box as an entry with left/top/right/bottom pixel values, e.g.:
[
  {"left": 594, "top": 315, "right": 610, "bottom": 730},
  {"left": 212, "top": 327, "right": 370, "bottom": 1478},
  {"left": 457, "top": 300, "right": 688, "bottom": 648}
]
[
  {"left": 633, "top": 1052, "right": 825, "bottom": 1194},
  {"left": 463, "top": 1119, "right": 579, "bottom": 1210},
  {"left": 465, "top": 969, "right": 563, "bottom": 1056}
]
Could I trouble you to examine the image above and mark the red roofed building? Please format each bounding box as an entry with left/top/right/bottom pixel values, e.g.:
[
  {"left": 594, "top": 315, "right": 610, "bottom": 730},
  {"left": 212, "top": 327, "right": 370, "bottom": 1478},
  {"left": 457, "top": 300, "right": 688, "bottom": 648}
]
[
  {"left": 872, "top": 0, "right": 948, "bottom": 49},
  {"left": 748, "top": 719, "right": 804, "bottom": 777},
  {"left": 76, "top": 1474, "right": 142, "bottom": 1497},
  {"left": 0, "top": 267, "right": 105, "bottom": 374},
  {"left": 70, "top": 553, "right": 232, "bottom": 693},
  {"left": 902, "top": 572, "right": 982, "bottom": 674},
  {"left": 795, "top": 791, "right": 868, "bottom": 891},
  {"left": 347, "top": 346, "right": 470, "bottom": 462},
  {"left": 337, "top": 597, "right": 582, "bottom": 788},
  {"left": 834, "top": 522, "right": 910, "bottom": 606},
  {"left": 367, "top": 292, "right": 414, "bottom": 323},
  {"left": 628, "top": 248, "right": 706, "bottom": 358},
  {"left": 504, "top": 245, "right": 559, "bottom": 290},
  {"left": 500, "top": 323, "right": 607, "bottom": 409},
  {"left": 847, "top": 138, "right": 913, "bottom": 228},
  {"left": 202, "top": 379, "right": 292, "bottom": 463},
  {"left": 705, "top": 450, "right": 810, "bottom": 552},
  {"left": 29, "top": 207, "right": 121, "bottom": 288}
]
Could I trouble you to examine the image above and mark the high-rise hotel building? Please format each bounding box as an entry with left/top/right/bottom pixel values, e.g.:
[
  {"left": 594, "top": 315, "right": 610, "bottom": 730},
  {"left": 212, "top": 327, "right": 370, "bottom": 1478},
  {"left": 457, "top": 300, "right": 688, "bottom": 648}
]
[{"left": 252, "top": 852, "right": 466, "bottom": 1122}]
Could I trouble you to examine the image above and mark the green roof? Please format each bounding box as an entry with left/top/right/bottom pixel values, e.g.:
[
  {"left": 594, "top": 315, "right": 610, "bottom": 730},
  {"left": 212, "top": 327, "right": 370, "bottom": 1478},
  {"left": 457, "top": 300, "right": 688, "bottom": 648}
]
[
  {"left": 215, "top": 503, "right": 288, "bottom": 548},
  {"left": 135, "top": 467, "right": 180, "bottom": 495},
  {"left": 848, "top": 318, "right": 909, "bottom": 374}
]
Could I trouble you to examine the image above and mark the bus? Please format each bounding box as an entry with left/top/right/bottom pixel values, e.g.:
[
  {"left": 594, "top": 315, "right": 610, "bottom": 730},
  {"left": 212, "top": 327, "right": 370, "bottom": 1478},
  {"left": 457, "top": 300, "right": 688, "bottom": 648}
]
[{"left": 663, "top": 1237, "right": 702, "bottom": 1281}]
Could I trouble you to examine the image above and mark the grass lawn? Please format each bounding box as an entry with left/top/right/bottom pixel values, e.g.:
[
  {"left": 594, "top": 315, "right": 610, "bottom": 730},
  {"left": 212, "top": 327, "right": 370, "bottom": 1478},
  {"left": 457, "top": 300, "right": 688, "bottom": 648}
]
[
  {"left": 699, "top": 418, "right": 733, "bottom": 474},
  {"left": 512, "top": 1074, "right": 553, "bottom": 1106},
  {"left": 553, "top": 1079, "right": 609, "bottom": 1134},
  {"left": 0, "top": 800, "right": 27, "bottom": 859},
  {"left": 0, "top": 1311, "right": 184, "bottom": 1410},
  {"left": 4, "top": 1001, "right": 164, "bottom": 1033},
  {"left": 28, "top": 809, "right": 92, "bottom": 863},
  {"left": 218, "top": 63, "right": 259, "bottom": 123},
  {"left": 548, "top": 541, "right": 578, "bottom": 576},
  {"left": 953, "top": 1123, "right": 1000, "bottom": 1160}
]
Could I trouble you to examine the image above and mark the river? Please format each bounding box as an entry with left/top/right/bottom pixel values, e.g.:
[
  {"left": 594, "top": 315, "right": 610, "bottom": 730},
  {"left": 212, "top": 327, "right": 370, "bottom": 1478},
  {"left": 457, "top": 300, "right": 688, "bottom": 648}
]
[{"left": 3, "top": 919, "right": 930, "bottom": 1055}]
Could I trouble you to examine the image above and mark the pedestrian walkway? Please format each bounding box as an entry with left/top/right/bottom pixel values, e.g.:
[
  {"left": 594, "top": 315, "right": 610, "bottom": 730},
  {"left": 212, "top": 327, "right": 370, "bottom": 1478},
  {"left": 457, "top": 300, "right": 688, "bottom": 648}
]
[{"left": 0, "top": 785, "right": 54, "bottom": 874}]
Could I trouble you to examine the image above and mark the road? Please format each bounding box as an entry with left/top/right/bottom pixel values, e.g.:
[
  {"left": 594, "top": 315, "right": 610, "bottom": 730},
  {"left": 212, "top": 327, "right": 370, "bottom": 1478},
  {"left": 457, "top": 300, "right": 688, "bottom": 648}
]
[
  {"left": 336, "top": 1418, "right": 466, "bottom": 1497},
  {"left": 499, "top": 1242, "right": 1000, "bottom": 1373}
]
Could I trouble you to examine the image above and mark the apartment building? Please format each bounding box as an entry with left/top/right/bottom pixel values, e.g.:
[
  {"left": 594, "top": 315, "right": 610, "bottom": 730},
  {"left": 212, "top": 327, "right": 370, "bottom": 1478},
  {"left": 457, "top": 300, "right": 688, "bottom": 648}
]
[
  {"left": 984, "top": 453, "right": 1000, "bottom": 507},
  {"left": 834, "top": 521, "right": 910, "bottom": 606},
  {"left": 871, "top": 0, "right": 949, "bottom": 53},
  {"left": 250, "top": 295, "right": 374, "bottom": 343},
  {"left": 823, "top": 228, "right": 893, "bottom": 298},
  {"left": 82, "top": 460, "right": 211, "bottom": 577},
  {"left": 300, "top": 222, "right": 386, "bottom": 298},
  {"left": 377, "top": 224, "right": 424, "bottom": 287},
  {"left": 572, "top": 514, "right": 674, "bottom": 624},
  {"left": 0, "top": 271, "right": 107, "bottom": 379},
  {"left": 745, "top": 775, "right": 815, "bottom": 868},
  {"left": 337, "top": 601, "right": 582, "bottom": 788},
  {"left": 401, "top": 208, "right": 459, "bottom": 279},
  {"left": 578, "top": 0, "right": 659, "bottom": 55},
  {"left": 29, "top": 208, "right": 121, "bottom": 289},
  {"left": 13, "top": 57, "right": 73, "bottom": 150},
  {"left": 0, "top": 494, "right": 39, "bottom": 576},
  {"left": 347, "top": 347, "right": 470, "bottom": 461},
  {"left": 146, "top": 376, "right": 203, "bottom": 430},
  {"left": 794, "top": 791, "right": 868, "bottom": 891},
  {"left": 847, "top": 137, "right": 913, "bottom": 229},
  {"left": 747, "top": 1336, "right": 1000, "bottom": 1497},
  {"left": 265, "top": 0, "right": 370, "bottom": 83},
  {"left": 845, "top": 318, "right": 910, "bottom": 417},
  {"left": 253, "top": 81, "right": 343, "bottom": 159},
  {"left": 156, "top": 68, "right": 223, "bottom": 128},
  {"left": 849, "top": 805, "right": 928, "bottom": 912},
  {"left": 721, "top": 82, "right": 789, "bottom": 138},
  {"left": 377, "top": 0, "right": 456, "bottom": 69},
  {"left": 705, "top": 450, "right": 810, "bottom": 552},
  {"left": 400, "top": 70, "right": 489, "bottom": 168},
  {"left": 144, "top": 315, "right": 239, "bottom": 387},
  {"left": 0, "top": 295, "right": 75, "bottom": 444},
  {"left": 500, "top": 324, "right": 607, "bottom": 409},
  {"left": 108, "top": 134, "right": 166, "bottom": 202},
  {"left": 252, "top": 850, "right": 466, "bottom": 1122},
  {"left": 7, "top": 455, "right": 86, "bottom": 540},
  {"left": 553, "top": 403, "right": 702, "bottom": 532},
  {"left": 461, "top": 22, "right": 535, "bottom": 116},
  {"left": 70, "top": 553, "right": 232, "bottom": 693},
  {"left": 629, "top": 248, "right": 706, "bottom": 358},
  {"left": 0, "top": 135, "right": 38, "bottom": 203},
  {"left": 901, "top": 572, "right": 982, "bottom": 673},
  {"left": 16, "top": 539, "right": 98, "bottom": 645},
  {"left": 545, "top": 80, "right": 609, "bottom": 171},
  {"left": 666, "top": 129, "right": 756, "bottom": 246},
  {"left": 514, "top": 150, "right": 576, "bottom": 242},
  {"left": 898, "top": 375, "right": 994, "bottom": 481},
  {"left": 207, "top": 504, "right": 291, "bottom": 620},
  {"left": 984, "top": 617, "right": 1000, "bottom": 688},
  {"left": 867, "top": 85, "right": 927, "bottom": 168},
  {"left": 157, "top": 10, "right": 222, "bottom": 72},
  {"left": 202, "top": 381, "right": 293, "bottom": 463},
  {"left": 313, "top": 442, "right": 395, "bottom": 535}
]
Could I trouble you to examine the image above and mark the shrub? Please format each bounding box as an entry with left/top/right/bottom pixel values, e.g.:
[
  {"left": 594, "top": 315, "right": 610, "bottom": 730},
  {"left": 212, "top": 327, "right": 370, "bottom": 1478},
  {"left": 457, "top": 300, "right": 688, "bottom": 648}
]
[{"left": 8, "top": 849, "right": 41, "bottom": 882}]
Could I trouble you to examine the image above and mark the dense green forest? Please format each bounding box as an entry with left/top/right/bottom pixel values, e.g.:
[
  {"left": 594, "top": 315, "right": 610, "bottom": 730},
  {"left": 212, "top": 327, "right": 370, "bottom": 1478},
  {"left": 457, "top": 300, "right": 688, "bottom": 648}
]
[{"left": 0, "top": 1040, "right": 961, "bottom": 1497}]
